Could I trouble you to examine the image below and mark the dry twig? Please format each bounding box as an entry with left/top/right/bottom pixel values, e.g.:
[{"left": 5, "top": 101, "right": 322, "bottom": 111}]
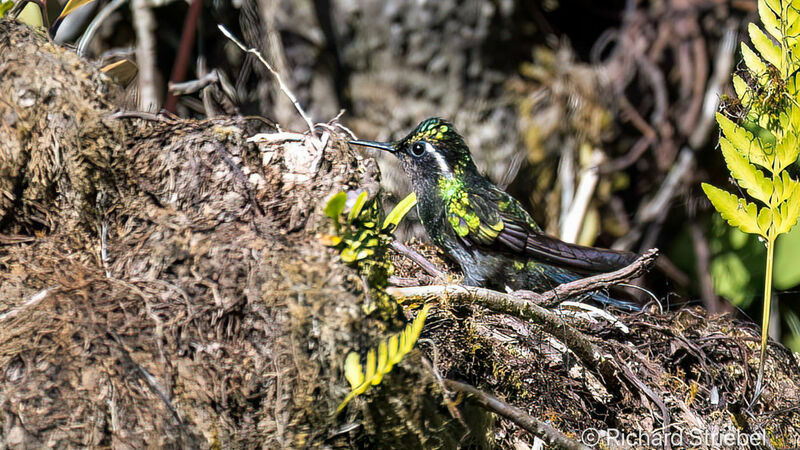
[
  {"left": 444, "top": 379, "right": 590, "bottom": 450},
  {"left": 390, "top": 241, "right": 444, "bottom": 279},
  {"left": 217, "top": 25, "right": 318, "bottom": 148},
  {"left": 388, "top": 249, "right": 658, "bottom": 309}
]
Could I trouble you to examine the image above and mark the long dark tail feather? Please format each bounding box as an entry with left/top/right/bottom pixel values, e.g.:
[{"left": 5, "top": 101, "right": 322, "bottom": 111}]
[{"left": 524, "top": 233, "right": 640, "bottom": 274}]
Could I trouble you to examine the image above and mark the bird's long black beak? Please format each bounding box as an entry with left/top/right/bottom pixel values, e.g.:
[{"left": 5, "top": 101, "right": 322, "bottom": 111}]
[{"left": 349, "top": 140, "right": 396, "bottom": 153}]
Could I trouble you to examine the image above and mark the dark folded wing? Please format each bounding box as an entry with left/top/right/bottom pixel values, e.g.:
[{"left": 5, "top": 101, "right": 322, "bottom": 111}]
[{"left": 447, "top": 187, "right": 639, "bottom": 273}]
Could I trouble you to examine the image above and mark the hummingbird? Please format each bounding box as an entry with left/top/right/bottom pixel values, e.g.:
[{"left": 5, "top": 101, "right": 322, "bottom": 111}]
[{"left": 350, "top": 117, "right": 643, "bottom": 310}]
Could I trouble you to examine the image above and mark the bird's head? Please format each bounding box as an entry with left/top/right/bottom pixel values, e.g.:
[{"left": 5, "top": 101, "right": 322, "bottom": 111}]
[{"left": 350, "top": 118, "right": 476, "bottom": 189}]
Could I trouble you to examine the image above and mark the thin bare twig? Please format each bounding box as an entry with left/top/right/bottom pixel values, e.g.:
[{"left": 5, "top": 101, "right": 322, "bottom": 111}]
[
  {"left": 0, "top": 234, "right": 36, "bottom": 244},
  {"left": 530, "top": 248, "right": 659, "bottom": 307},
  {"left": 614, "top": 347, "right": 671, "bottom": 439},
  {"left": 108, "top": 331, "right": 189, "bottom": 434},
  {"left": 390, "top": 241, "right": 444, "bottom": 278},
  {"left": 165, "top": 0, "right": 203, "bottom": 113},
  {"left": 169, "top": 70, "right": 219, "bottom": 96},
  {"left": 217, "top": 25, "right": 317, "bottom": 143},
  {"left": 444, "top": 380, "right": 590, "bottom": 450}
]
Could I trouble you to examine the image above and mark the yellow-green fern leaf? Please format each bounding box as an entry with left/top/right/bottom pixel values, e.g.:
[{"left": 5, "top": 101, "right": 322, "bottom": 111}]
[
  {"left": 774, "top": 171, "right": 799, "bottom": 205},
  {"left": 0, "top": 0, "right": 13, "bottom": 18},
  {"left": 732, "top": 75, "right": 752, "bottom": 106},
  {"left": 749, "top": 23, "right": 782, "bottom": 70},
  {"left": 719, "top": 137, "right": 773, "bottom": 204},
  {"left": 325, "top": 191, "right": 347, "bottom": 220},
  {"left": 787, "top": 11, "right": 800, "bottom": 42},
  {"left": 336, "top": 304, "right": 432, "bottom": 413},
  {"left": 382, "top": 192, "right": 417, "bottom": 231},
  {"left": 348, "top": 191, "right": 369, "bottom": 221},
  {"left": 777, "top": 193, "right": 800, "bottom": 233},
  {"left": 775, "top": 130, "right": 800, "bottom": 173},
  {"left": 758, "top": 0, "right": 782, "bottom": 41},
  {"left": 741, "top": 43, "right": 769, "bottom": 80},
  {"left": 716, "top": 113, "right": 774, "bottom": 170},
  {"left": 757, "top": 207, "right": 773, "bottom": 235},
  {"left": 344, "top": 352, "right": 364, "bottom": 389},
  {"left": 702, "top": 183, "right": 764, "bottom": 237}
]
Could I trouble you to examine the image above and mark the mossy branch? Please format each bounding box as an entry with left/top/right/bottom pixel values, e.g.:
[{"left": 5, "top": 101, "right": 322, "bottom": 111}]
[{"left": 387, "top": 284, "right": 623, "bottom": 395}]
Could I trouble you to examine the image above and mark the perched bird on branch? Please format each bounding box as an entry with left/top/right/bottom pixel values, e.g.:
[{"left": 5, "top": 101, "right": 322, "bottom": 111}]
[{"left": 351, "top": 117, "right": 643, "bottom": 310}]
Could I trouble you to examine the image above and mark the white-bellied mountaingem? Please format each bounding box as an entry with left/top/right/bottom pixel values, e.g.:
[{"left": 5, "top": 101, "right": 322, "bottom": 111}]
[{"left": 351, "top": 117, "right": 642, "bottom": 310}]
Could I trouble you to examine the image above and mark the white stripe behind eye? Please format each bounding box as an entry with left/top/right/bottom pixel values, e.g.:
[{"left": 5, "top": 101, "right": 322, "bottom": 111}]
[{"left": 428, "top": 143, "right": 452, "bottom": 177}]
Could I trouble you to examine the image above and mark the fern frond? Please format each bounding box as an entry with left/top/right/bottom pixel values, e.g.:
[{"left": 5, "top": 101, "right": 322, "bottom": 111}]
[
  {"left": 348, "top": 191, "right": 369, "bottom": 222},
  {"left": 701, "top": 184, "right": 764, "bottom": 237},
  {"left": 383, "top": 192, "right": 418, "bottom": 231},
  {"left": 716, "top": 113, "right": 774, "bottom": 170},
  {"left": 719, "top": 138, "right": 773, "bottom": 204},
  {"left": 777, "top": 193, "right": 800, "bottom": 233},
  {"left": 775, "top": 124, "right": 800, "bottom": 172},
  {"left": 741, "top": 43, "right": 769, "bottom": 81},
  {"left": 758, "top": 0, "right": 782, "bottom": 41},
  {"left": 749, "top": 23, "right": 782, "bottom": 70},
  {"left": 336, "top": 303, "right": 432, "bottom": 413},
  {"left": 705, "top": 0, "right": 800, "bottom": 401}
]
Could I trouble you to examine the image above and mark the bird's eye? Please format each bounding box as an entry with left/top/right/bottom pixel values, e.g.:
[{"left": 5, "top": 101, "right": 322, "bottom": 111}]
[{"left": 410, "top": 142, "right": 426, "bottom": 157}]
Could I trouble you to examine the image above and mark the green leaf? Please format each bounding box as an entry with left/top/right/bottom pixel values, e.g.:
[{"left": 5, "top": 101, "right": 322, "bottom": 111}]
[
  {"left": 777, "top": 186, "right": 800, "bottom": 234},
  {"left": 757, "top": 207, "right": 773, "bottom": 235},
  {"left": 741, "top": 43, "right": 769, "bottom": 80},
  {"left": 716, "top": 113, "right": 774, "bottom": 170},
  {"left": 340, "top": 247, "right": 357, "bottom": 263},
  {"left": 787, "top": 9, "right": 800, "bottom": 41},
  {"left": 775, "top": 131, "right": 800, "bottom": 172},
  {"left": 324, "top": 191, "right": 347, "bottom": 220},
  {"left": 774, "top": 171, "right": 799, "bottom": 205},
  {"left": 702, "top": 183, "right": 764, "bottom": 236},
  {"left": 336, "top": 304, "right": 431, "bottom": 413},
  {"left": 789, "top": 104, "right": 800, "bottom": 131},
  {"left": 348, "top": 191, "right": 369, "bottom": 222},
  {"left": 719, "top": 137, "right": 773, "bottom": 204},
  {"left": 382, "top": 192, "right": 418, "bottom": 231},
  {"left": 344, "top": 352, "right": 364, "bottom": 389},
  {"left": 749, "top": 23, "right": 782, "bottom": 70},
  {"left": 0, "top": 0, "right": 13, "bottom": 18},
  {"left": 759, "top": 0, "right": 782, "bottom": 40},
  {"left": 732, "top": 75, "right": 752, "bottom": 106}
]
